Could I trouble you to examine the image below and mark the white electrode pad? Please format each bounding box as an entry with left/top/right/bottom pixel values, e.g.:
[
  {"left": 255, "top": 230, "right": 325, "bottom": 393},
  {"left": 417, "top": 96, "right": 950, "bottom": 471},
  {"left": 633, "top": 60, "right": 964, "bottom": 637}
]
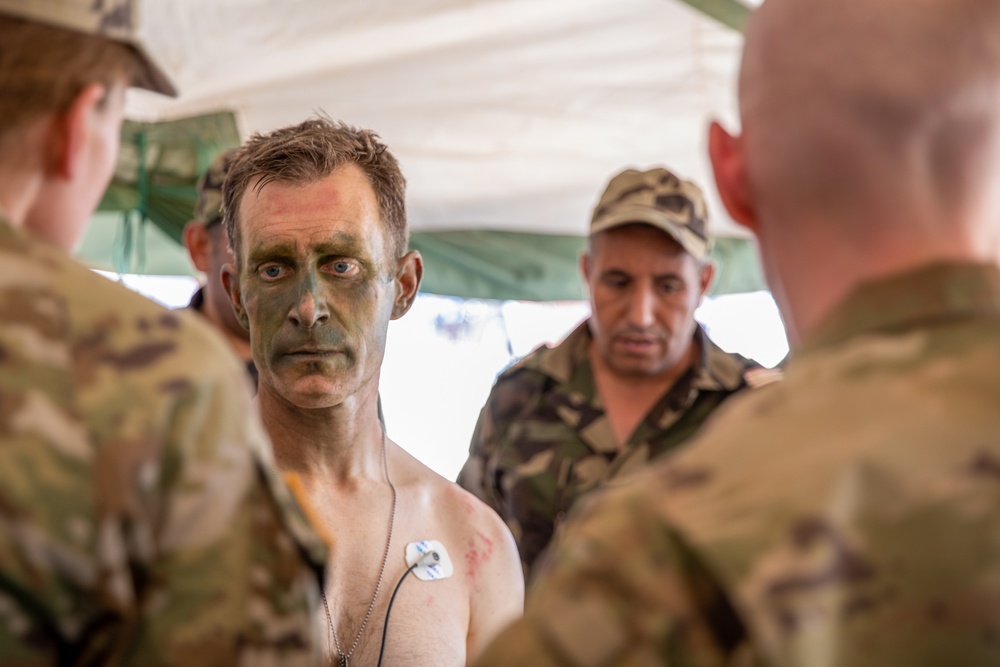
[{"left": 405, "top": 540, "right": 453, "bottom": 581}]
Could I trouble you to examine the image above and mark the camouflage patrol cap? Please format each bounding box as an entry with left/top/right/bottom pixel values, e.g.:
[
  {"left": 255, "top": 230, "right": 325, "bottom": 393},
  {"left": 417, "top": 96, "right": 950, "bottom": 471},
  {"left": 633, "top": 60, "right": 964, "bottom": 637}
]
[
  {"left": 193, "top": 149, "right": 238, "bottom": 226},
  {"left": 590, "top": 167, "right": 711, "bottom": 260},
  {"left": 0, "top": 0, "right": 177, "bottom": 97}
]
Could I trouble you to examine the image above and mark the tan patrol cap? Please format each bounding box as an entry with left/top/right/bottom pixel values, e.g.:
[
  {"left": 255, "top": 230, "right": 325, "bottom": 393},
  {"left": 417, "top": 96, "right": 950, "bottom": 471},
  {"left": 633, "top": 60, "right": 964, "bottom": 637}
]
[
  {"left": 0, "top": 0, "right": 177, "bottom": 97},
  {"left": 590, "top": 167, "right": 711, "bottom": 261}
]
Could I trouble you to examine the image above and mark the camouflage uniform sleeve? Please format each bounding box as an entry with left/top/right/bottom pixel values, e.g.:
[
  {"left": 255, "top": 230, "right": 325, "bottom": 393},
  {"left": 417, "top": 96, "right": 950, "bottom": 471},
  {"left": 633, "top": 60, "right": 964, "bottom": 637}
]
[
  {"left": 0, "top": 229, "right": 324, "bottom": 662},
  {"left": 119, "top": 348, "right": 325, "bottom": 665},
  {"left": 0, "top": 316, "right": 323, "bottom": 664},
  {"left": 459, "top": 367, "right": 556, "bottom": 580},
  {"left": 472, "top": 478, "right": 752, "bottom": 667},
  {"left": 457, "top": 400, "right": 505, "bottom": 514}
]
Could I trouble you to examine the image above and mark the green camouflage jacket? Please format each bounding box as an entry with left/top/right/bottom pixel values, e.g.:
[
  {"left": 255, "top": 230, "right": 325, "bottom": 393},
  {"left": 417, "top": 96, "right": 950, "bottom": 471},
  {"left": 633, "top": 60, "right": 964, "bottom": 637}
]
[
  {"left": 0, "top": 215, "right": 327, "bottom": 665},
  {"left": 457, "top": 321, "right": 763, "bottom": 579},
  {"left": 473, "top": 262, "right": 1000, "bottom": 667}
]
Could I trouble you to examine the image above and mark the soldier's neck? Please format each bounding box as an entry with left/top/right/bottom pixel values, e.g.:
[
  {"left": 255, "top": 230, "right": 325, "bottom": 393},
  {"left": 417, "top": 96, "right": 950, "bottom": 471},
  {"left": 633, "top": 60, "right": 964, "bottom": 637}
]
[
  {"left": 0, "top": 156, "right": 42, "bottom": 230},
  {"left": 590, "top": 339, "right": 698, "bottom": 446},
  {"left": 258, "top": 382, "right": 386, "bottom": 484}
]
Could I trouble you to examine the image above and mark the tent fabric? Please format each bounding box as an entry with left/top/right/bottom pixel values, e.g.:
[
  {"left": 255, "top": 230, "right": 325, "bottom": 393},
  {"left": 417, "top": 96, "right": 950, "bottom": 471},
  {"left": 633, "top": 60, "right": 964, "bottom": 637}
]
[
  {"left": 78, "top": 218, "right": 765, "bottom": 301},
  {"left": 78, "top": 0, "right": 769, "bottom": 299},
  {"left": 412, "top": 232, "right": 765, "bottom": 300},
  {"left": 98, "top": 112, "right": 242, "bottom": 246},
  {"left": 79, "top": 212, "right": 194, "bottom": 277}
]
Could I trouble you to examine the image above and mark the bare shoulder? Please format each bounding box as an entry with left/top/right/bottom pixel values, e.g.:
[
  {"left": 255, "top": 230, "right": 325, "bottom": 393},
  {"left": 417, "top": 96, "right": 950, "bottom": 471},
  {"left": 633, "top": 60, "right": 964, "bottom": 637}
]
[
  {"left": 388, "top": 442, "right": 522, "bottom": 589},
  {"left": 443, "top": 477, "right": 519, "bottom": 551},
  {"left": 392, "top": 445, "right": 514, "bottom": 541},
  {"left": 385, "top": 443, "right": 523, "bottom": 660},
  {"left": 418, "top": 465, "right": 524, "bottom": 660},
  {"left": 455, "top": 491, "right": 525, "bottom": 662}
]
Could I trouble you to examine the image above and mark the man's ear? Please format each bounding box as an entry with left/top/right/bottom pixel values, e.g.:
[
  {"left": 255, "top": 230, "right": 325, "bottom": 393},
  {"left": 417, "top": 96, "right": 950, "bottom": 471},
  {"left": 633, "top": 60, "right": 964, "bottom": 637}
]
[
  {"left": 49, "top": 83, "right": 108, "bottom": 180},
  {"left": 221, "top": 263, "right": 250, "bottom": 331},
  {"left": 580, "top": 250, "right": 592, "bottom": 284},
  {"left": 708, "top": 120, "right": 757, "bottom": 235},
  {"left": 183, "top": 221, "right": 212, "bottom": 273},
  {"left": 698, "top": 261, "right": 716, "bottom": 302},
  {"left": 392, "top": 250, "right": 423, "bottom": 319}
]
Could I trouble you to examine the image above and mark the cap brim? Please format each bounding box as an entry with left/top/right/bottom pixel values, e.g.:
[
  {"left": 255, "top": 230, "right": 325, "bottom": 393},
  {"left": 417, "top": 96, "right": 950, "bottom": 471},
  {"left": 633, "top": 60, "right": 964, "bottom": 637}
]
[
  {"left": 130, "top": 44, "right": 177, "bottom": 97},
  {"left": 0, "top": 4, "right": 178, "bottom": 97},
  {"left": 590, "top": 208, "right": 710, "bottom": 260}
]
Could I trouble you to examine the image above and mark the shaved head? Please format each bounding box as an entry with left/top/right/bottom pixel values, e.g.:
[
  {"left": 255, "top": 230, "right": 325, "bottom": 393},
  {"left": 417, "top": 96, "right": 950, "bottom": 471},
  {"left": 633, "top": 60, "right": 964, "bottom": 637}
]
[
  {"left": 711, "top": 0, "right": 1000, "bottom": 342},
  {"left": 740, "top": 0, "right": 1000, "bottom": 228}
]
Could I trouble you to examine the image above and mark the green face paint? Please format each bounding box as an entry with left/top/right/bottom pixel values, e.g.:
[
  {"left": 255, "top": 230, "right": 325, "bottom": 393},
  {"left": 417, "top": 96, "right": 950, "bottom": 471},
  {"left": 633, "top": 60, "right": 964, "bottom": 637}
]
[{"left": 235, "top": 166, "right": 397, "bottom": 409}]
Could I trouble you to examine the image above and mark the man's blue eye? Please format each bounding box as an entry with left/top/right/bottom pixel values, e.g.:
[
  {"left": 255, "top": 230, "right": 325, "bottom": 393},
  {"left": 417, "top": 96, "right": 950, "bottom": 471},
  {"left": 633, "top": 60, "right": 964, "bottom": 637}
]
[
  {"left": 333, "top": 261, "right": 351, "bottom": 273},
  {"left": 264, "top": 266, "right": 282, "bottom": 278}
]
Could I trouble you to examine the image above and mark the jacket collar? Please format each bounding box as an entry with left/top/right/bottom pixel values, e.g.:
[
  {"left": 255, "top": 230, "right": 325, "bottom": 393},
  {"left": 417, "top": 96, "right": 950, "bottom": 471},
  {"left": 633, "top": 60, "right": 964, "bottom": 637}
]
[
  {"left": 803, "top": 262, "right": 1000, "bottom": 354},
  {"left": 537, "top": 318, "right": 748, "bottom": 394}
]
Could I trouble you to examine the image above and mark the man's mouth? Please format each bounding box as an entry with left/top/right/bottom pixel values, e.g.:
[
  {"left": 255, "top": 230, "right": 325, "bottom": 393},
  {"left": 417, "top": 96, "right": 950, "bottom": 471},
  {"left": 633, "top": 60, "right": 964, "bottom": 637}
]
[
  {"left": 613, "top": 335, "right": 661, "bottom": 354},
  {"left": 284, "top": 347, "right": 339, "bottom": 358}
]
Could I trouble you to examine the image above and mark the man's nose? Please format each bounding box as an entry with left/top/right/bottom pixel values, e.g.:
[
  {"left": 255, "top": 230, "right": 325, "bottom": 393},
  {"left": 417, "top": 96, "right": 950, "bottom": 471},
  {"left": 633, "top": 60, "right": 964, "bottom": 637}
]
[
  {"left": 625, "top": 285, "right": 656, "bottom": 328},
  {"left": 289, "top": 273, "right": 330, "bottom": 327}
]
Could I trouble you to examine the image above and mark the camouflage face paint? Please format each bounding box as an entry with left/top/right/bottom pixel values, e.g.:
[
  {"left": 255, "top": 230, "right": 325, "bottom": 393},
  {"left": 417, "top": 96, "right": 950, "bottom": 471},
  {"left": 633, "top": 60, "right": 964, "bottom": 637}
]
[{"left": 233, "top": 166, "right": 396, "bottom": 409}]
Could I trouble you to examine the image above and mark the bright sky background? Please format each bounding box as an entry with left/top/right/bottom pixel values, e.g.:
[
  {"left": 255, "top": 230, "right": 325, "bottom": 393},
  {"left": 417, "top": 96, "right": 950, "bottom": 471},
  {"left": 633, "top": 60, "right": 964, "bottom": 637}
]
[{"left": 96, "top": 271, "right": 788, "bottom": 480}]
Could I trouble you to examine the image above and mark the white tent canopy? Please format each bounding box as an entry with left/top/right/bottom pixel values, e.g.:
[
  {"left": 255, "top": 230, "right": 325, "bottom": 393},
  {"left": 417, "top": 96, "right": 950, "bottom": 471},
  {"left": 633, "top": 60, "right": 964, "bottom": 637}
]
[{"left": 125, "top": 0, "right": 751, "bottom": 240}]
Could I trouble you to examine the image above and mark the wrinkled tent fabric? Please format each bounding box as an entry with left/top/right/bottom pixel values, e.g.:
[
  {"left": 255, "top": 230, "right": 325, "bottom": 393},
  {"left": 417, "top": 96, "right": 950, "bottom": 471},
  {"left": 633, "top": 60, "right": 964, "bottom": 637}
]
[
  {"left": 95, "top": 112, "right": 242, "bottom": 274},
  {"left": 411, "top": 232, "right": 764, "bottom": 299},
  {"left": 81, "top": 211, "right": 765, "bottom": 301},
  {"left": 76, "top": 0, "right": 767, "bottom": 300}
]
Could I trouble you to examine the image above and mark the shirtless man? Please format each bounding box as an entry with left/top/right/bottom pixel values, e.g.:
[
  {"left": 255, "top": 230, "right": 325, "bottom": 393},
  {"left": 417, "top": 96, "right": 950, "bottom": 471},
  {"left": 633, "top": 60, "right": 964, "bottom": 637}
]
[{"left": 222, "top": 118, "right": 524, "bottom": 666}]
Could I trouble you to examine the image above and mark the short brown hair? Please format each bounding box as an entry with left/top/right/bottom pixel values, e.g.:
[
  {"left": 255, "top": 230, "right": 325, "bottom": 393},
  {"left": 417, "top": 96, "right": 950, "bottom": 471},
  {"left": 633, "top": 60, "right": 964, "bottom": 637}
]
[
  {"left": 0, "top": 14, "right": 142, "bottom": 136},
  {"left": 223, "top": 118, "right": 408, "bottom": 267}
]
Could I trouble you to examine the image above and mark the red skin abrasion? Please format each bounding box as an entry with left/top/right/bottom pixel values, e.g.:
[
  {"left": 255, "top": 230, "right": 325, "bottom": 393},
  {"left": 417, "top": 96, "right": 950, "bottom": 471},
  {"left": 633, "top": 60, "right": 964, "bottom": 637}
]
[
  {"left": 465, "top": 538, "right": 480, "bottom": 578},
  {"left": 464, "top": 531, "right": 496, "bottom": 578},
  {"left": 475, "top": 530, "right": 495, "bottom": 559}
]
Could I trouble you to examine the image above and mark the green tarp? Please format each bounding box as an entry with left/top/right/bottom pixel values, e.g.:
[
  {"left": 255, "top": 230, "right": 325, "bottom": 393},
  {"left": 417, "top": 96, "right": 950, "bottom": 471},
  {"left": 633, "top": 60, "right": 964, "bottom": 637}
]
[
  {"left": 79, "top": 111, "right": 767, "bottom": 301},
  {"left": 677, "top": 0, "right": 750, "bottom": 30},
  {"left": 412, "top": 231, "right": 765, "bottom": 300},
  {"left": 96, "top": 111, "right": 242, "bottom": 256},
  {"left": 79, "top": 215, "right": 766, "bottom": 301}
]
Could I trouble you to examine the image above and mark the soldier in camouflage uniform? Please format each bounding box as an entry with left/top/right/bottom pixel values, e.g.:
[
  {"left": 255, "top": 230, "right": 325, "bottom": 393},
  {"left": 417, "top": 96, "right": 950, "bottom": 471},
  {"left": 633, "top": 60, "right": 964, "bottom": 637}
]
[
  {"left": 458, "top": 167, "right": 767, "bottom": 579},
  {"left": 0, "top": 1, "right": 326, "bottom": 663},
  {"left": 183, "top": 149, "right": 258, "bottom": 385},
  {"left": 473, "top": 0, "right": 1000, "bottom": 665}
]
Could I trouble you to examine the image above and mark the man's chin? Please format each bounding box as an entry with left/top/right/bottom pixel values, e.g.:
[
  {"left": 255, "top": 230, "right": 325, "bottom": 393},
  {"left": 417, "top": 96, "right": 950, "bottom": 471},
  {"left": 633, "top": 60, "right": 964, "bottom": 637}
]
[
  {"left": 289, "top": 393, "right": 346, "bottom": 410},
  {"left": 269, "top": 377, "right": 355, "bottom": 410}
]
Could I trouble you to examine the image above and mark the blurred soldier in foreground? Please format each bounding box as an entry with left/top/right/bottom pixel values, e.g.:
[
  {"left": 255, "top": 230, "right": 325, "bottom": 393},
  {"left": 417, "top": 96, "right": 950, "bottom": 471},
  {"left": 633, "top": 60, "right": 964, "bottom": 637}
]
[
  {"left": 183, "top": 149, "right": 258, "bottom": 384},
  {"left": 458, "top": 167, "right": 765, "bottom": 579},
  {"left": 475, "top": 0, "right": 1000, "bottom": 665},
  {"left": 0, "top": 1, "right": 325, "bottom": 663},
  {"left": 221, "top": 118, "right": 523, "bottom": 666}
]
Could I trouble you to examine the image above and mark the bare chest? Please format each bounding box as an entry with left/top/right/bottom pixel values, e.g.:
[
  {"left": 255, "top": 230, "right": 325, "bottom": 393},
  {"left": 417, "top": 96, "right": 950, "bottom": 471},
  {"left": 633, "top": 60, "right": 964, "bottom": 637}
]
[{"left": 319, "top": 513, "right": 473, "bottom": 666}]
